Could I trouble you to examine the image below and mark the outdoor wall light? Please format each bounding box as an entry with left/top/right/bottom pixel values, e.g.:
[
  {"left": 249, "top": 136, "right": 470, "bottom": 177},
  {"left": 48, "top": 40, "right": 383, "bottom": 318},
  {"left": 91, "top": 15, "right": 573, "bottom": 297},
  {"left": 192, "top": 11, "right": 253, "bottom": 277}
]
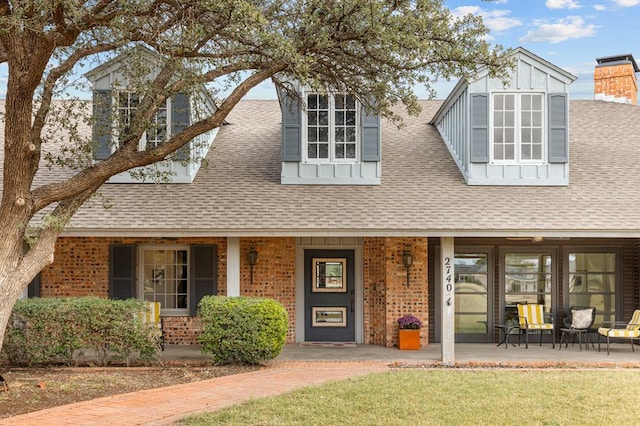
[
  {"left": 402, "top": 251, "right": 413, "bottom": 287},
  {"left": 247, "top": 248, "right": 258, "bottom": 284}
]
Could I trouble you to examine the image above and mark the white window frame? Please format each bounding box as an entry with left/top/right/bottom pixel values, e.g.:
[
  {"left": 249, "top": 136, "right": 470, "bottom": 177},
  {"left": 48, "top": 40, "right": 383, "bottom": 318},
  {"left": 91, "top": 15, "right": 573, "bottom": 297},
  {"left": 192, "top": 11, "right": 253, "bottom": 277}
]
[
  {"left": 490, "top": 92, "right": 546, "bottom": 165},
  {"left": 114, "top": 90, "right": 172, "bottom": 153},
  {"left": 303, "top": 92, "right": 360, "bottom": 164},
  {"left": 138, "top": 245, "right": 190, "bottom": 316}
]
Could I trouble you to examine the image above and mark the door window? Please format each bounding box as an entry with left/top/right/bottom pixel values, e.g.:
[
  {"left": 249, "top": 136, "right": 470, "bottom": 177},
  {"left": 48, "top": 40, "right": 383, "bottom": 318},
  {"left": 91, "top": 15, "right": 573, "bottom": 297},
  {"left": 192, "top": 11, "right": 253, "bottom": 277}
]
[{"left": 454, "top": 253, "right": 489, "bottom": 334}]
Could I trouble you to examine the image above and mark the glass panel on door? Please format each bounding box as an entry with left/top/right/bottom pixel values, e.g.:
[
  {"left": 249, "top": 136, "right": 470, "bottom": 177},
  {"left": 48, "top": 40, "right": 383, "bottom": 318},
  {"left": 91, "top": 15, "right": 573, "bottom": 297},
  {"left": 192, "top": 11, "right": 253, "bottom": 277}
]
[{"left": 454, "top": 253, "right": 489, "bottom": 337}]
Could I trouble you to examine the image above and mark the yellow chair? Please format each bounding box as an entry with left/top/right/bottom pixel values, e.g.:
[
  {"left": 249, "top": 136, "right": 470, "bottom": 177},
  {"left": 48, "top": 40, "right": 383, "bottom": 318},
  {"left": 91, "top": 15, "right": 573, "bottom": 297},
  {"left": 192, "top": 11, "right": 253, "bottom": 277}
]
[
  {"left": 138, "top": 301, "right": 164, "bottom": 350},
  {"left": 517, "top": 303, "right": 555, "bottom": 348},
  {"left": 598, "top": 309, "right": 640, "bottom": 355}
]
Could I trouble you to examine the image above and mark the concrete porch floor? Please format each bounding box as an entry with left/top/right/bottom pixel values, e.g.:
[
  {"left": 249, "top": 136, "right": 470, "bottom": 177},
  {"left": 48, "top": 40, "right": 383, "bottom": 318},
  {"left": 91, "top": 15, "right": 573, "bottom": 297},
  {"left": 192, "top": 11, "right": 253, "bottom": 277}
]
[{"left": 162, "top": 341, "right": 640, "bottom": 366}]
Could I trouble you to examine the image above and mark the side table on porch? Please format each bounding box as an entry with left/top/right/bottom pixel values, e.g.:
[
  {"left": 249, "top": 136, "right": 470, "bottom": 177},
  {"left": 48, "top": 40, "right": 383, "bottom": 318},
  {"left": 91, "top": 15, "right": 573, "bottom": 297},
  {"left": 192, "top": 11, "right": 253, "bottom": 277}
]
[
  {"left": 559, "top": 327, "right": 589, "bottom": 351},
  {"left": 495, "top": 324, "right": 518, "bottom": 349}
]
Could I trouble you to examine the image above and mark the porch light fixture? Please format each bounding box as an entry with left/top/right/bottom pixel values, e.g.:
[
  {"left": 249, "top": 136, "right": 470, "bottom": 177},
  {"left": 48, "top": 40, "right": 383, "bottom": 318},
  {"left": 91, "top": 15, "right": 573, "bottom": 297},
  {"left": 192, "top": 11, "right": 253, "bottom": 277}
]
[
  {"left": 402, "top": 251, "right": 413, "bottom": 287},
  {"left": 247, "top": 248, "right": 258, "bottom": 284}
]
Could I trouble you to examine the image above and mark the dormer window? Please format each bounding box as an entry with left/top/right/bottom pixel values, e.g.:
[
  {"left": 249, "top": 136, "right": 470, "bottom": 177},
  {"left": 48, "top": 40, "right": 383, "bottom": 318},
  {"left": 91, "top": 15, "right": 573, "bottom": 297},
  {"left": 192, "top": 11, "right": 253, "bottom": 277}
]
[
  {"left": 117, "top": 91, "right": 169, "bottom": 150},
  {"left": 492, "top": 93, "right": 544, "bottom": 163},
  {"left": 279, "top": 87, "right": 381, "bottom": 185},
  {"left": 305, "top": 93, "right": 359, "bottom": 163},
  {"left": 431, "top": 47, "right": 575, "bottom": 186}
]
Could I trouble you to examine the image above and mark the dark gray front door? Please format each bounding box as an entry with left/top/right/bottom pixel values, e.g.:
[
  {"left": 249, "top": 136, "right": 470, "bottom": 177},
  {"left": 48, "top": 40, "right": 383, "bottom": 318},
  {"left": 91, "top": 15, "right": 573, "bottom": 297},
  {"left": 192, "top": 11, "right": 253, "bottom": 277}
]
[{"left": 304, "top": 250, "right": 355, "bottom": 342}]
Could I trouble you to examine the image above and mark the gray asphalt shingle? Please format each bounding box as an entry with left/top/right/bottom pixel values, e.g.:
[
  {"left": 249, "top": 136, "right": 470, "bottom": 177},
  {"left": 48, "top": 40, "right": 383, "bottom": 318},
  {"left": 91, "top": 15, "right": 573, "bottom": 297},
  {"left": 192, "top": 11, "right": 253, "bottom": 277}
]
[{"left": 2, "top": 99, "right": 640, "bottom": 236}]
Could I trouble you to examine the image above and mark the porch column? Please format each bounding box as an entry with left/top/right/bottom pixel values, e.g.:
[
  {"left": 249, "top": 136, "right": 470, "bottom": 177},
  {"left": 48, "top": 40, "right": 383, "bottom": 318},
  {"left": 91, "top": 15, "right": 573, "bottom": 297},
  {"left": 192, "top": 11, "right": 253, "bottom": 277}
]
[
  {"left": 441, "top": 237, "right": 455, "bottom": 365},
  {"left": 227, "top": 237, "right": 240, "bottom": 297}
]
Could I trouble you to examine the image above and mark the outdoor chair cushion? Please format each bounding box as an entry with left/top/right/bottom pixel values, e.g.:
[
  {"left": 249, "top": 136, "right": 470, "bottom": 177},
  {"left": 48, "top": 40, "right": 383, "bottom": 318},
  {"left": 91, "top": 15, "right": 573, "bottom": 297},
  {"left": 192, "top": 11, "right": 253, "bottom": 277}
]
[{"left": 517, "top": 304, "right": 553, "bottom": 329}]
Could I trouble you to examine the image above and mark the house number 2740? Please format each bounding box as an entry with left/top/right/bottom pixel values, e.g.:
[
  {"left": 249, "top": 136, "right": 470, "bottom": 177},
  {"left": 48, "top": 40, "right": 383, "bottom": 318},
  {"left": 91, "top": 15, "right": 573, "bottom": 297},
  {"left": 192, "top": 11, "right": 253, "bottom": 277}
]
[{"left": 444, "top": 257, "right": 453, "bottom": 293}]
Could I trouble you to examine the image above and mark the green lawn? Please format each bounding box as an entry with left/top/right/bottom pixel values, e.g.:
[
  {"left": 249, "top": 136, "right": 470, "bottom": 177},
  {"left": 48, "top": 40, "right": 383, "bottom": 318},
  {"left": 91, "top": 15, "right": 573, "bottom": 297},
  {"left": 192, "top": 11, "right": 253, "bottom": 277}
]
[{"left": 179, "top": 369, "right": 640, "bottom": 425}]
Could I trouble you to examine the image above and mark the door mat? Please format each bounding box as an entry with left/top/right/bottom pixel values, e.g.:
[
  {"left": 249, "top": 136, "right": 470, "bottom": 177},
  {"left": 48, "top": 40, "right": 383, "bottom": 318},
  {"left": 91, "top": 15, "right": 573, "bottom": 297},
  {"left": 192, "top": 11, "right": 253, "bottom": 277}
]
[{"left": 299, "top": 342, "right": 357, "bottom": 348}]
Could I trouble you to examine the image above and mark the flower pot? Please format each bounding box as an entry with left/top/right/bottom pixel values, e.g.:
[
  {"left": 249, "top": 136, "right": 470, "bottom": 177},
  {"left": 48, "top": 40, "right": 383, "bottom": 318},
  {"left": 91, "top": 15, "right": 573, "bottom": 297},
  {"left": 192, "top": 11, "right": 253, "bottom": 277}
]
[{"left": 398, "top": 329, "right": 421, "bottom": 350}]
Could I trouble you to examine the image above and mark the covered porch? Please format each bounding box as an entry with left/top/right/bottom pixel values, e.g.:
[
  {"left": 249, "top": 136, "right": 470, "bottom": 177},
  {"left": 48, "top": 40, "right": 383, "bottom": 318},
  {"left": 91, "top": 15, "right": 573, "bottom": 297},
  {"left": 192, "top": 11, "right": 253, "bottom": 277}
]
[{"left": 162, "top": 342, "right": 640, "bottom": 366}]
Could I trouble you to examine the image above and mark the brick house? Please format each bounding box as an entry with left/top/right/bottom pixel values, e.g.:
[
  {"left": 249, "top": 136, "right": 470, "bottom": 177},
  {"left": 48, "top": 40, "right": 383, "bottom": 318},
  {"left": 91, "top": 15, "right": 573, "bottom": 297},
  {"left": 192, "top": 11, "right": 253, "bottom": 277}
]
[{"left": 13, "top": 48, "right": 640, "bottom": 358}]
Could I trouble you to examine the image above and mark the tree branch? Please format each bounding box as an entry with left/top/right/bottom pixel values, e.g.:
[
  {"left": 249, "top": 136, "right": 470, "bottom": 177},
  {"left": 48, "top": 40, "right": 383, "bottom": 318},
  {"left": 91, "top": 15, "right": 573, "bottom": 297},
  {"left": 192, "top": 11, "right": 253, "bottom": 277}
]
[{"left": 31, "top": 62, "right": 287, "bottom": 212}]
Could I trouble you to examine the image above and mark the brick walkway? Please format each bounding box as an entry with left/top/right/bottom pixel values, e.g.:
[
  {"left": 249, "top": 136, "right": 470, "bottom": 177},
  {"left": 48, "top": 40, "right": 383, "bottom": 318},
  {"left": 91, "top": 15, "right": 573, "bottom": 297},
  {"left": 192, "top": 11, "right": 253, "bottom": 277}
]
[{"left": 1, "top": 361, "right": 390, "bottom": 425}]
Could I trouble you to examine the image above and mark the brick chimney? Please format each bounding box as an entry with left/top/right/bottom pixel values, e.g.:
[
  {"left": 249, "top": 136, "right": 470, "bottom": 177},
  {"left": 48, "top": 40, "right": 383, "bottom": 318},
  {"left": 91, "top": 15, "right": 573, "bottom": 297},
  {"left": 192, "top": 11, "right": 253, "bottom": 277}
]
[{"left": 594, "top": 54, "right": 639, "bottom": 105}]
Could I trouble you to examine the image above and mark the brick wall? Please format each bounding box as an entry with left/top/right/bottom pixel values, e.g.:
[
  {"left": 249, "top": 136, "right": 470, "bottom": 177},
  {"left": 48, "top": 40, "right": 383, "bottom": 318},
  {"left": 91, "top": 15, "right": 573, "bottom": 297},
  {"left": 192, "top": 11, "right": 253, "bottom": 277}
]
[
  {"left": 162, "top": 316, "right": 202, "bottom": 345},
  {"left": 240, "top": 238, "right": 297, "bottom": 343},
  {"left": 41, "top": 237, "right": 227, "bottom": 344},
  {"left": 364, "top": 237, "right": 429, "bottom": 348},
  {"left": 594, "top": 62, "right": 638, "bottom": 105},
  {"left": 41, "top": 236, "right": 429, "bottom": 347}
]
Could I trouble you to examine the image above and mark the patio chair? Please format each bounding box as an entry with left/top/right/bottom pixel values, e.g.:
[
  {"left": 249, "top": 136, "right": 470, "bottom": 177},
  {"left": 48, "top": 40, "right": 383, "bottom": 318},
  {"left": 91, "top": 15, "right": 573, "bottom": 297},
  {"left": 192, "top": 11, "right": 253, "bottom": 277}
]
[
  {"left": 597, "top": 309, "right": 640, "bottom": 355},
  {"left": 517, "top": 303, "right": 555, "bottom": 349},
  {"left": 138, "top": 301, "right": 164, "bottom": 351},
  {"left": 560, "top": 306, "right": 596, "bottom": 350}
]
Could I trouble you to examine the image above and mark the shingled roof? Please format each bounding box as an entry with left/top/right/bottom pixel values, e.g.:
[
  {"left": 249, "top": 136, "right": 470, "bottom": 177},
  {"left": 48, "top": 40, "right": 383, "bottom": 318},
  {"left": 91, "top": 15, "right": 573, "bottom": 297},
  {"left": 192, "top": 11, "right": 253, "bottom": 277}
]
[{"left": 3, "top": 99, "right": 640, "bottom": 237}]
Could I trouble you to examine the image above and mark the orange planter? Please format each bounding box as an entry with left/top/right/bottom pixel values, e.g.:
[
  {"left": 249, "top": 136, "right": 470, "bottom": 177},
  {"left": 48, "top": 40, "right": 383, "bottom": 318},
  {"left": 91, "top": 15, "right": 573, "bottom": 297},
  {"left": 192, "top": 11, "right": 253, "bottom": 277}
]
[{"left": 398, "top": 329, "right": 421, "bottom": 350}]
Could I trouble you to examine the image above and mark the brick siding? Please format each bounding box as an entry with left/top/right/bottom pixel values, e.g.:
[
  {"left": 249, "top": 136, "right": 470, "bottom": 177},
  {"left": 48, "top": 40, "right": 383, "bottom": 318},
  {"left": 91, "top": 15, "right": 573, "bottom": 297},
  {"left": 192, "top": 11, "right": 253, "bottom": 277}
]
[
  {"left": 364, "top": 237, "right": 429, "bottom": 348},
  {"left": 594, "top": 62, "right": 638, "bottom": 105}
]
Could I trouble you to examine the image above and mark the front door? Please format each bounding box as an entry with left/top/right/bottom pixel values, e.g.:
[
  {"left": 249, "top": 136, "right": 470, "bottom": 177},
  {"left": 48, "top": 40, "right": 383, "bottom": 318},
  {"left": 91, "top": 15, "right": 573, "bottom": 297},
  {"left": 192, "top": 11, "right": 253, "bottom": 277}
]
[{"left": 304, "top": 250, "right": 355, "bottom": 342}]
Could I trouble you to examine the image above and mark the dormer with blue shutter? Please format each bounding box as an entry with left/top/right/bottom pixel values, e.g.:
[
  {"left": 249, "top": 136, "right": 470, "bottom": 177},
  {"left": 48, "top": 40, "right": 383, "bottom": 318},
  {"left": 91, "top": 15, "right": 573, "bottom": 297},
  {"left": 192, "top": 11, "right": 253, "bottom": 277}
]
[
  {"left": 85, "top": 48, "right": 218, "bottom": 184},
  {"left": 278, "top": 87, "right": 381, "bottom": 185},
  {"left": 431, "top": 47, "right": 577, "bottom": 186}
]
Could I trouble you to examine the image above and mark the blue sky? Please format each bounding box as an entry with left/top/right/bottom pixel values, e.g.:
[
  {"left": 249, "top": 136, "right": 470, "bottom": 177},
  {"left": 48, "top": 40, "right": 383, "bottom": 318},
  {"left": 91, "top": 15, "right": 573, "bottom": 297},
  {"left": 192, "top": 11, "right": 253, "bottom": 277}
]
[{"left": 0, "top": 0, "right": 638, "bottom": 100}]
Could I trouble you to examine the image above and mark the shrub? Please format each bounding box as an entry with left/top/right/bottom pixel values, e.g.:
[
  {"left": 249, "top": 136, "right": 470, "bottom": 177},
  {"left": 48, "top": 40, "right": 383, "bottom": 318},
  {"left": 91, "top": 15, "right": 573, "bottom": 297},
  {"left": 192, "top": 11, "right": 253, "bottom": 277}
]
[
  {"left": 198, "top": 296, "right": 288, "bottom": 365},
  {"left": 3, "top": 297, "right": 160, "bottom": 366}
]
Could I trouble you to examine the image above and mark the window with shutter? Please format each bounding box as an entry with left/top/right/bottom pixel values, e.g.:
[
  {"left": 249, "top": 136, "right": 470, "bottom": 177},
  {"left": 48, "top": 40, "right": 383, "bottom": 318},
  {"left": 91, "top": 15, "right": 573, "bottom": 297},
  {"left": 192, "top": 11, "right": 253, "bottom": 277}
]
[
  {"left": 491, "top": 92, "right": 545, "bottom": 164},
  {"left": 305, "top": 93, "right": 359, "bottom": 163}
]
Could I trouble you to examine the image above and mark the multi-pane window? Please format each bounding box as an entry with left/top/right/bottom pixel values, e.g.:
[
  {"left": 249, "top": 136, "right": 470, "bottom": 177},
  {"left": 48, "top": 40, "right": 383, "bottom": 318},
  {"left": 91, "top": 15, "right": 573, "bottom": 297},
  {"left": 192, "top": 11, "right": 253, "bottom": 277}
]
[
  {"left": 504, "top": 253, "right": 552, "bottom": 321},
  {"left": 118, "top": 92, "right": 139, "bottom": 142},
  {"left": 306, "top": 93, "right": 358, "bottom": 161},
  {"left": 142, "top": 247, "right": 188, "bottom": 313},
  {"left": 492, "top": 93, "right": 544, "bottom": 162},
  {"left": 117, "top": 91, "right": 168, "bottom": 149},
  {"left": 568, "top": 252, "right": 617, "bottom": 327},
  {"left": 147, "top": 102, "right": 167, "bottom": 148}
]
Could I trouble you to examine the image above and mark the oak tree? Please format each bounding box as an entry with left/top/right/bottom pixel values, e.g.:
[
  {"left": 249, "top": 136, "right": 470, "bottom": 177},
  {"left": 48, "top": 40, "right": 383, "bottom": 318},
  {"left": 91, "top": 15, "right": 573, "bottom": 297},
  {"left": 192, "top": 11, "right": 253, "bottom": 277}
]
[{"left": 0, "top": 0, "right": 508, "bottom": 350}]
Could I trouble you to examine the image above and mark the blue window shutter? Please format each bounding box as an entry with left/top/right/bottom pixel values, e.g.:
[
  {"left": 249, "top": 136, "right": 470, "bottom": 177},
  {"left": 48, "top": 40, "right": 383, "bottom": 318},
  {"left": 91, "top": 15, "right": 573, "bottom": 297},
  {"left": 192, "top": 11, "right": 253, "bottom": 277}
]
[
  {"left": 361, "top": 107, "right": 381, "bottom": 161},
  {"left": 172, "top": 93, "right": 191, "bottom": 161},
  {"left": 548, "top": 93, "right": 568, "bottom": 163},
  {"left": 109, "top": 244, "right": 136, "bottom": 300},
  {"left": 279, "top": 91, "right": 302, "bottom": 161},
  {"left": 189, "top": 245, "right": 218, "bottom": 316},
  {"left": 470, "top": 93, "right": 489, "bottom": 163},
  {"left": 93, "top": 90, "right": 112, "bottom": 160}
]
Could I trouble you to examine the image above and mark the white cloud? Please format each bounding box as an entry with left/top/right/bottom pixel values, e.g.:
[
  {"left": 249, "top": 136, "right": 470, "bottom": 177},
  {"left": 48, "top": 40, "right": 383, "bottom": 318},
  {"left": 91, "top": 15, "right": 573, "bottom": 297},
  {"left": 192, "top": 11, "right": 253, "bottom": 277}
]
[
  {"left": 452, "top": 7, "right": 522, "bottom": 33},
  {"left": 519, "top": 16, "right": 598, "bottom": 44},
  {"left": 594, "top": 4, "right": 607, "bottom": 10},
  {"left": 546, "top": 0, "right": 582, "bottom": 9},
  {"left": 613, "top": 0, "right": 640, "bottom": 6}
]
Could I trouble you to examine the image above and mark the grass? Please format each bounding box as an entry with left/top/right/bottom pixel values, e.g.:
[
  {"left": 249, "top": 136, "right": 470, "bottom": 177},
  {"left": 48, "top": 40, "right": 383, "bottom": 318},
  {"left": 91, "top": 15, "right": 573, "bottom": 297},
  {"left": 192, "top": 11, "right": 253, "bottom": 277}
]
[{"left": 179, "top": 369, "right": 640, "bottom": 425}]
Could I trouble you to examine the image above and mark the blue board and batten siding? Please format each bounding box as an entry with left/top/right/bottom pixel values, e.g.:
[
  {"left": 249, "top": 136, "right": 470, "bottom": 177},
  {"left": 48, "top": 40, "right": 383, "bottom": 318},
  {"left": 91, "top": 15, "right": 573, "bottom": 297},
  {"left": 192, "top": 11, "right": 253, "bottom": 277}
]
[
  {"left": 279, "top": 92, "right": 382, "bottom": 185},
  {"left": 432, "top": 48, "right": 576, "bottom": 186}
]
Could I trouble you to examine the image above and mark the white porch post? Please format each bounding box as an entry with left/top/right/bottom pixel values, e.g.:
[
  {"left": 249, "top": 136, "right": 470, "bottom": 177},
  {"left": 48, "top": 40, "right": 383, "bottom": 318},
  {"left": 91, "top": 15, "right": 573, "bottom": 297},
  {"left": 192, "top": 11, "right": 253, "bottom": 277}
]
[
  {"left": 227, "top": 237, "right": 241, "bottom": 297},
  {"left": 441, "top": 237, "right": 455, "bottom": 365}
]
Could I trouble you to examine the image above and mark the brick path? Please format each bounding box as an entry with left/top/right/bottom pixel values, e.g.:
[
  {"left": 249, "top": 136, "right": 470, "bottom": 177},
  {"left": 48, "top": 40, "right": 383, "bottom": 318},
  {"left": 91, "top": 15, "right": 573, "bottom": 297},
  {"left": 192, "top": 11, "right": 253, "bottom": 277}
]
[{"left": 1, "top": 361, "right": 390, "bottom": 425}]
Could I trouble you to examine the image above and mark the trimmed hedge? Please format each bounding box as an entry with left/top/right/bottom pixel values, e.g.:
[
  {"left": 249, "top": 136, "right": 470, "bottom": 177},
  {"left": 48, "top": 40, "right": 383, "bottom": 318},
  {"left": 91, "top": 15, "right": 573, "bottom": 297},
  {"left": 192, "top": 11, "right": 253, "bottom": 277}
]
[
  {"left": 198, "top": 296, "right": 288, "bottom": 365},
  {"left": 2, "top": 297, "right": 161, "bottom": 366}
]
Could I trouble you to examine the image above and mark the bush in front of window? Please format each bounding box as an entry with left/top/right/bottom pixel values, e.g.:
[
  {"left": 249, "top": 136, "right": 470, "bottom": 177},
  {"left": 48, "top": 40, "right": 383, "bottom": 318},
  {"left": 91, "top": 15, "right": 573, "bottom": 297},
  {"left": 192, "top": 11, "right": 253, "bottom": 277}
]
[
  {"left": 198, "top": 296, "right": 288, "bottom": 365},
  {"left": 2, "top": 297, "right": 160, "bottom": 366}
]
